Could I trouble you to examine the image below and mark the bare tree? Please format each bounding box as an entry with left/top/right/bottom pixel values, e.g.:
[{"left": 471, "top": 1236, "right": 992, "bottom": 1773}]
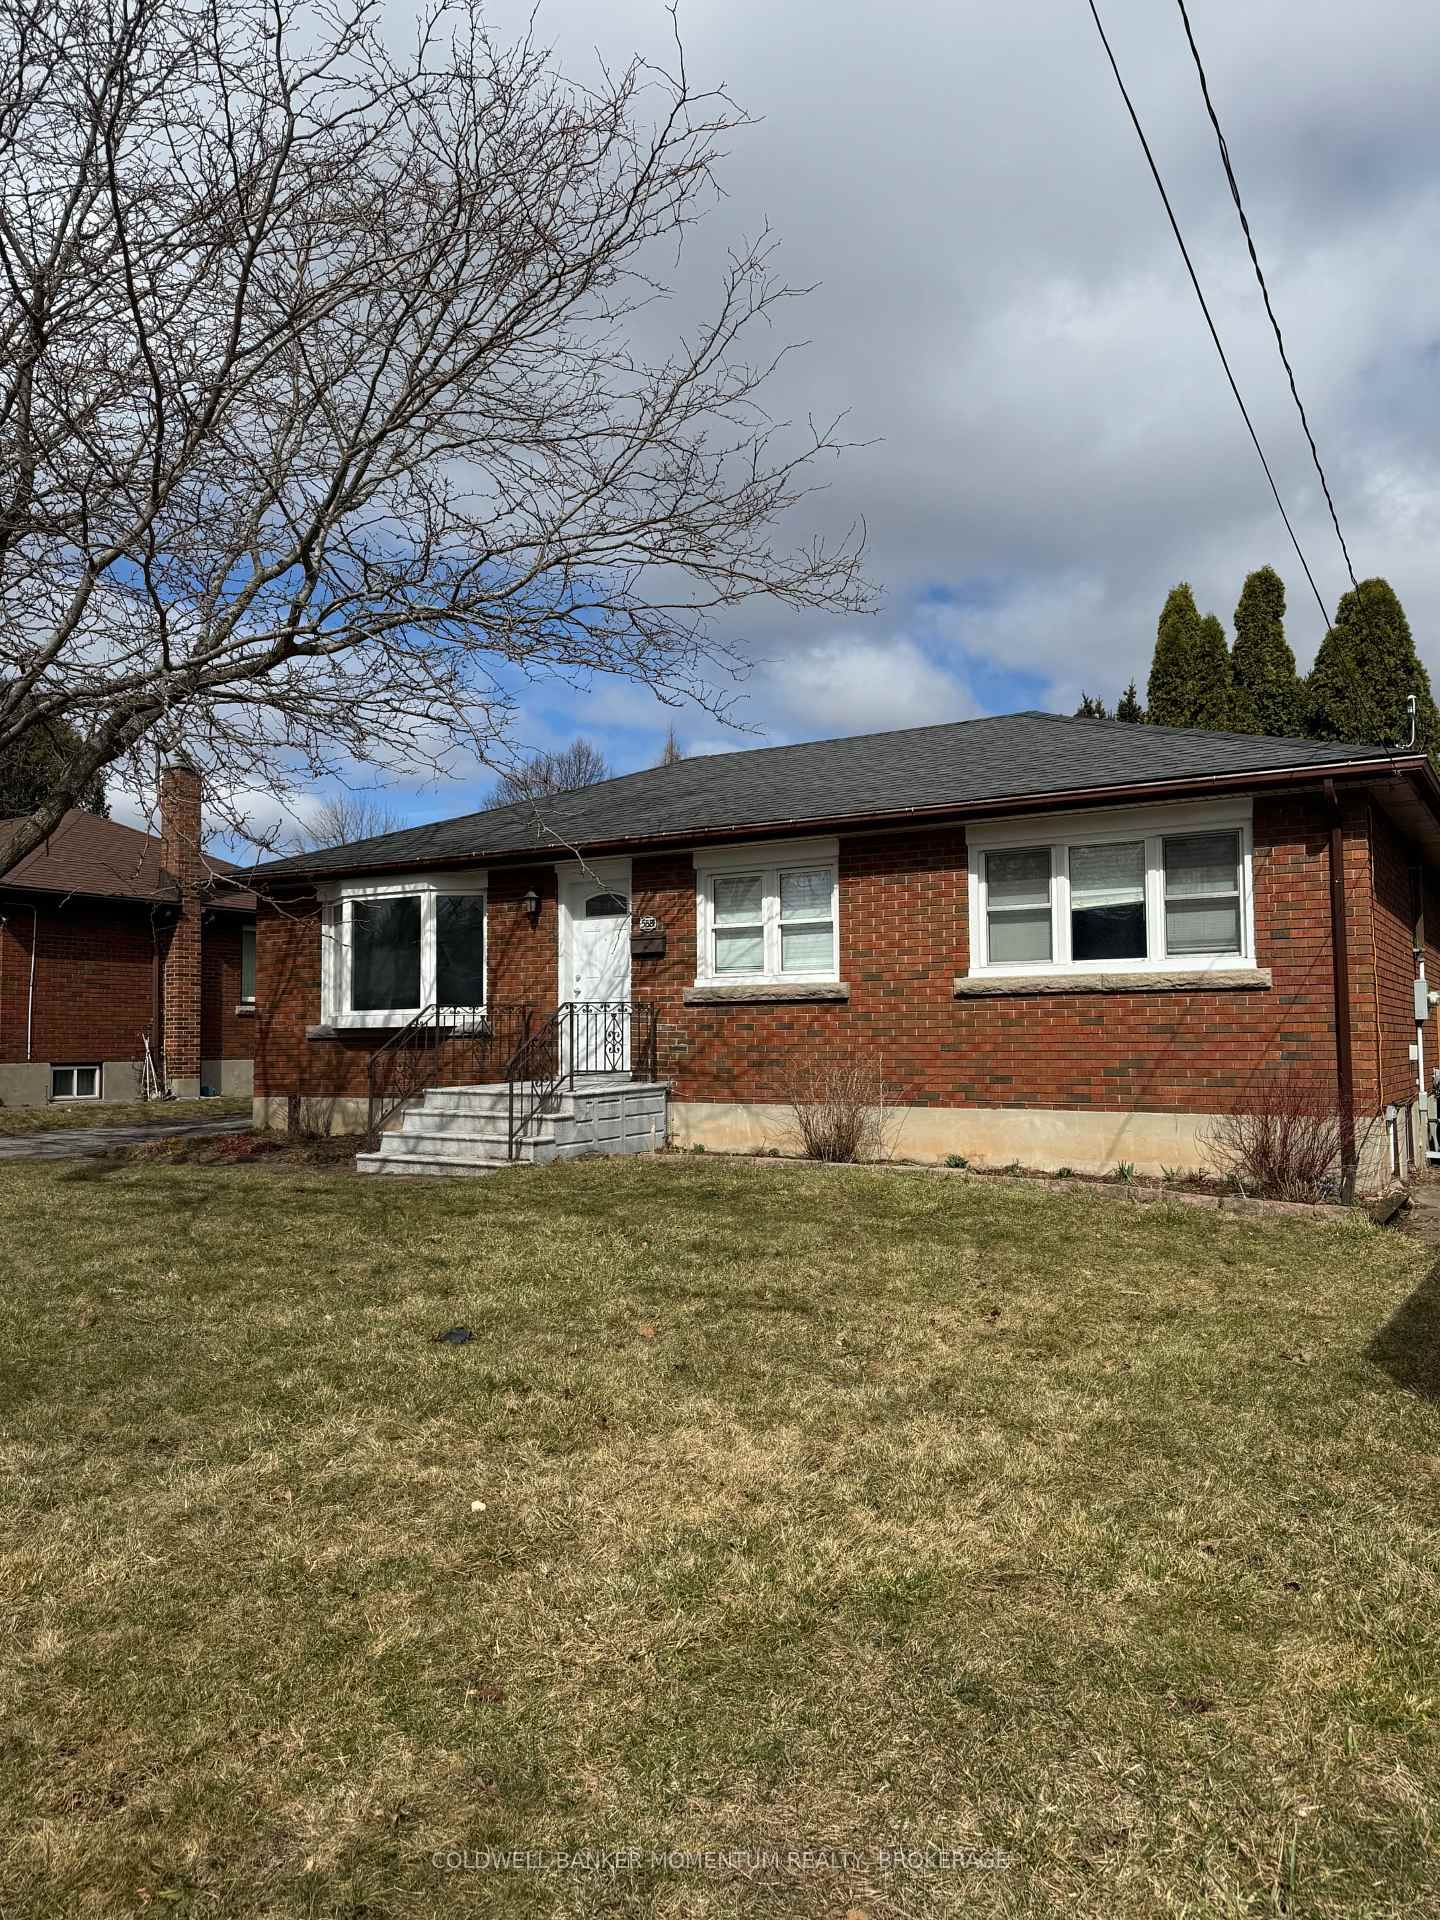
[
  {"left": 657, "top": 723, "right": 684, "bottom": 766},
  {"left": 297, "top": 793, "right": 405, "bottom": 851},
  {"left": 490, "top": 736, "right": 610, "bottom": 806},
  {"left": 0, "top": 0, "right": 869, "bottom": 879}
]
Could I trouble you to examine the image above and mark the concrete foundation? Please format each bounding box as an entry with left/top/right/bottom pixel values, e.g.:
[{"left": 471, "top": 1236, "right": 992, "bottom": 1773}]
[
  {"left": 0, "top": 1055, "right": 251, "bottom": 1109},
  {"left": 254, "top": 1093, "right": 370, "bottom": 1136},
  {"left": 0, "top": 1063, "right": 52, "bottom": 1109},
  {"left": 669, "top": 1099, "right": 1398, "bottom": 1191},
  {"left": 200, "top": 1057, "right": 254, "bottom": 1098}
]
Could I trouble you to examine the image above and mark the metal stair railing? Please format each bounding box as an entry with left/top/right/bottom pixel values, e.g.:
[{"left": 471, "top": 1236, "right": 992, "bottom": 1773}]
[
  {"left": 366, "top": 1003, "right": 532, "bottom": 1144},
  {"left": 504, "top": 1000, "right": 660, "bottom": 1161}
]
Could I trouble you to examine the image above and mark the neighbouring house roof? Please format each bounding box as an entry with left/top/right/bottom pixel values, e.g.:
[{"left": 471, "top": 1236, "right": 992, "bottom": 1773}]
[
  {"left": 250, "top": 710, "right": 1437, "bottom": 883},
  {"left": 0, "top": 810, "right": 255, "bottom": 911}
]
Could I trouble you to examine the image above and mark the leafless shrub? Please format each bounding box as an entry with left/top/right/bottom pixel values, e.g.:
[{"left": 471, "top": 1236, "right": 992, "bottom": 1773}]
[
  {"left": 1203, "top": 1074, "right": 1350, "bottom": 1202},
  {"left": 785, "top": 1053, "right": 894, "bottom": 1163}
]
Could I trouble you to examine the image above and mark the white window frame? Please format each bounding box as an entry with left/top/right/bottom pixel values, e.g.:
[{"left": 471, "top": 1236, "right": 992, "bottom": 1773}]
[
  {"left": 693, "top": 837, "right": 840, "bottom": 986},
  {"left": 318, "top": 871, "right": 488, "bottom": 1028},
  {"left": 965, "top": 799, "right": 1254, "bottom": 979},
  {"left": 52, "top": 1064, "right": 102, "bottom": 1100}
]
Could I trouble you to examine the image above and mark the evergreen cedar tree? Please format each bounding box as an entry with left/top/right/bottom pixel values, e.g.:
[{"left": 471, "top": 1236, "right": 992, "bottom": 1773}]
[
  {"left": 1147, "top": 582, "right": 1232, "bottom": 729},
  {"left": 1094, "top": 571, "right": 1431, "bottom": 757},
  {"left": 1229, "top": 566, "right": 1304, "bottom": 737},
  {"left": 1192, "top": 614, "right": 1233, "bottom": 729},
  {"left": 0, "top": 704, "right": 106, "bottom": 816},
  {"left": 1308, "top": 577, "right": 1440, "bottom": 758}
]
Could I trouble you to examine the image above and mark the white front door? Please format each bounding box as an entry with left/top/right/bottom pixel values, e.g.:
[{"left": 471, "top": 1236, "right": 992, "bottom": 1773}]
[{"left": 562, "top": 878, "right": 632, "bottom": 1071}]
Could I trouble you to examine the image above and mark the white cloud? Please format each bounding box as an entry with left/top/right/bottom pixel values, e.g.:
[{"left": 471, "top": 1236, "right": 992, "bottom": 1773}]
[
  {"left": 747, "top": 631, "right": 978, "bottom": 738},
  {"left": 453, "top": 0, "right": 1440, "bottom": 707}
]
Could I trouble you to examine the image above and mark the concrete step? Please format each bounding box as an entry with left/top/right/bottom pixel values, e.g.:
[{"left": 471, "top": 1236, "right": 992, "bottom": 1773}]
[
  {"left": 400, "top": 1111, "right": 558, "bottom": 1143},
  {"left": 376, "top": 1130, "right": 533, "bottom": 1163},
  {"left": 419, "top": 1087, "right": 572, "bottom": 1121},
  {"left": 356, "top": 1152, "right": 500, "bottom": 1178}
]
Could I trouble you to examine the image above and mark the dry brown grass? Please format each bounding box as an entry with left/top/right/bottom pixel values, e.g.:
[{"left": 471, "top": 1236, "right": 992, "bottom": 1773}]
[
  {"left": 1, "top": 1155, "right": 1437, "bottom": 1917},
  {"left": 0, "top": 1093, "right": 250, "bottom": 1136}
]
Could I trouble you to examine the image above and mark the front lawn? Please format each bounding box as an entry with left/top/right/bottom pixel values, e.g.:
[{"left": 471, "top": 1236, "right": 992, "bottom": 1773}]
[
  {"left": 1, "top": 1158, "right": 1437, "bottom": 1917},
  {"left": 0, "top": 1092, "right": 250, "bottom": 1135}
]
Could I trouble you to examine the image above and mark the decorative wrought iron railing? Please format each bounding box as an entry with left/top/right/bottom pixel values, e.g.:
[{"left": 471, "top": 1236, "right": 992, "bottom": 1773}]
[
  {"left": 505, "top": 1001, "right": 659, "bottom": 1161},
  {"left": 366, "top": 1003, "right": 533, "bottom": 1142}
]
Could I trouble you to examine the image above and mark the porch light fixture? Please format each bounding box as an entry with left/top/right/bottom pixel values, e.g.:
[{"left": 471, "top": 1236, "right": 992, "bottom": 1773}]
[{"left": 522, "top": 888, "right": 540, "bottom": 923}]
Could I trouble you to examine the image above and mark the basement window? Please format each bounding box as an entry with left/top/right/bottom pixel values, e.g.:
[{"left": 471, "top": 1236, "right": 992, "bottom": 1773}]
[
  {"left": 52, "top": 1065, "right": 101, "bottom": 1100},
  {"left": 967, "top": 801, "right": 1254, "bottom": 979}
]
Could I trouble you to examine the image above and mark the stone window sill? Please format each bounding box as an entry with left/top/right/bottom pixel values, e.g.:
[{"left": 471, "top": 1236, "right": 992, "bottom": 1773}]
[
  {"left": 953, "top": 967, "right": 1271, "bottom": 998},
  {"left": 683, "top": 981, "right": 850, "bottom": 1006},
  {"left": 306, "top": 1022, "right": 399, "bottom": 1042},
  {"left": 235, "top": 1002, "right": 257, "bottom": 1017}
]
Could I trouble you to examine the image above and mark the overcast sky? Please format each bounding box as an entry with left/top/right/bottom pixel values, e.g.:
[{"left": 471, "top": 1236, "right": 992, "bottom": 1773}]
[{"left": 190, "top": 0, "right": 1440, "bottom": 845}]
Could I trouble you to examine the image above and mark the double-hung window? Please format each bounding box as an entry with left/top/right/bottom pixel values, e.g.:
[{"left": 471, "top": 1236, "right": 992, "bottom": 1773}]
[
  {"left": 1163, "top": 832, "right": 1244, "bottom": 956},
  {"left": 969, "top": 804, "right": 1253, "bottom": 978},
  {"left": 697, "top": 843, "right": 839, "bottom": 984},
  {"left": 320, "top": 876, "right": 488, "bottom": 1026}
]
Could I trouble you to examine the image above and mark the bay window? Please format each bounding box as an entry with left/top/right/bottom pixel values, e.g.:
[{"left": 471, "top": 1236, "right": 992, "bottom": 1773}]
[
  {"left": 969, "top": 805, "right": 1252, "bottom": 978},
  {"left": 696, "top": 842, "right": 839, "bottom": 984},
  {"left": 320, "top": 875, "right": 487, "bottom": 1026}
]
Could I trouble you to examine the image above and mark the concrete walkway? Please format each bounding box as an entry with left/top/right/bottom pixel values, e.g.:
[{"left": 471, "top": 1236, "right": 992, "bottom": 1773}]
[
  {"left": 1403, "top": 1178, "right": 1440, "bottom": 1252},
  {"left": 0, "top": 1118, "right": 252, "bottom": 1162}
]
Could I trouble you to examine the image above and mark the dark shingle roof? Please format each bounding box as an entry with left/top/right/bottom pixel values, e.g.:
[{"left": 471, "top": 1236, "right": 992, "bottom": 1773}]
[
  {"left": 0, "top": 810, "right": 255, "bottom": 910},
  {"left": 252, "top": 710, "right": 1414, "bottom": 881}
]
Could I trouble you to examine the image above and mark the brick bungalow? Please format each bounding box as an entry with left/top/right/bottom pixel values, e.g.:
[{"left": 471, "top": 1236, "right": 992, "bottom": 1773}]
[
  {"left": 0, "top": 764, "right": 257, "bottom": 1107},
  {"left": 247, "top": 712, "right": 1440, "bottom": 1187}
]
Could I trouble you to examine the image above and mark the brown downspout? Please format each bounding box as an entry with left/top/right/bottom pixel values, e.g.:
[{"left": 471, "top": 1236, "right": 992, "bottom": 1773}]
[{"left": 1324, "top": 780, "right": 1358, "bottom": 1202}]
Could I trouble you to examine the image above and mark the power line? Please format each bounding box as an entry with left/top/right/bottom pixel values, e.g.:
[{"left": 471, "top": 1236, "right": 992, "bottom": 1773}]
[
  {"left": 1174, "top": 0, "right": 1358, "bottom": 592},
  {"left": 1082, "top": 0, "right": 1334, "bottom": 630}
]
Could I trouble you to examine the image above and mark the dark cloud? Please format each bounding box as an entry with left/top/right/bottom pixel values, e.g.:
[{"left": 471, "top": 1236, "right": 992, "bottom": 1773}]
[{"left": 371, "top": 0, "right": 1440, "bottom": 764}]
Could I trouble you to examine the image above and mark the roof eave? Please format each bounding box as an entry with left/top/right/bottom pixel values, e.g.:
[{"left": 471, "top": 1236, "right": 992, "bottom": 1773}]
[{"left": 246, "top": 752, "right": 1428, "bottom": 889}]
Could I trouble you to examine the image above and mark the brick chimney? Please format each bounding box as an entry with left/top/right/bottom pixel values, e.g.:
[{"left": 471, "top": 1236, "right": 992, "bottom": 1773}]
[{"left": 159, "top": 761, "right": 204, "bottom": 1096}]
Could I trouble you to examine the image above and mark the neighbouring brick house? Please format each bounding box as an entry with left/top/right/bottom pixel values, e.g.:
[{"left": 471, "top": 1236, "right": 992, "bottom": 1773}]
[
  {"left": 0, "top": 764, "right": 257, "bottom": 1107},
  {"left": 247, "top": 712, "right": 1440, "bottom": 1188}
]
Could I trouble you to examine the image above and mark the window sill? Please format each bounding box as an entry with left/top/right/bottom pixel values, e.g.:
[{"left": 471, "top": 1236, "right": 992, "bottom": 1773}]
[
  {"left": 307, "top": 1021, "right": 410, "bottom": 1040},
  {"left": 953, "top": 966, "right": 1271, "bottom": 998},
  {"left": 235, "top": 1002, "right": 257, "bottom": 1017},
  {"left": 683, "top": 981, "right": 850, "bottom": 1005}
]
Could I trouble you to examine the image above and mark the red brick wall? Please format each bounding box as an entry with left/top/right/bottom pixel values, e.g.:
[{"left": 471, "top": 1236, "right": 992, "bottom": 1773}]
[
  {"left": 0, "top": 901, "right": 158, "bottom": 1068},
  {"left": 253, "top": 893, "right": 329, "bottom": 1098},
  {"left": 0, "top": 899, "right": 256, "bottom": 1075},
  {"left": 253, "top": 869, "right": 561, "bottom": 1104},
  {"left": 253, "top": 788, "right": 1430, "bottom": 1124},
  {"left": 1362, "top": 805, "right": 1413, "bottom": 1110},
  {"left": 628, "top": 797, "right": 1351, "bottom": 1114},
  {"left": 200, "top": 914, "right": 257, "bottom": 1062}
]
